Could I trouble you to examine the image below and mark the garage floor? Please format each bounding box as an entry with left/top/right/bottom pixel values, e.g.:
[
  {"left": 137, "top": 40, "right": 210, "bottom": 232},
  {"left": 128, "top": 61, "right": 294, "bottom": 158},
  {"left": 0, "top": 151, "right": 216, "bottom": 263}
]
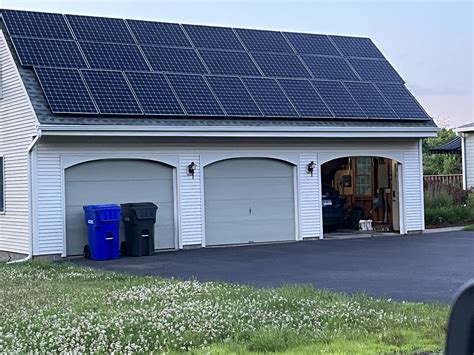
[{"left": 71, "top": 230, "right": 474, "bottom": 303}]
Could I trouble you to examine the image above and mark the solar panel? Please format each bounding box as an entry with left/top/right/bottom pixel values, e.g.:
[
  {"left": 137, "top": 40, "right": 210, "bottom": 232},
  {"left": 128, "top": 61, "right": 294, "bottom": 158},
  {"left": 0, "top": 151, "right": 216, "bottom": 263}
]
[
  {"left": 376, "top": 83, "right": 429, "bottom": 119},
  {"left": 311, "top": 81, "right": 366, "bottom": 118},
  {"left": 199, "top": 50, "right": 261, "bottom": 76},
  {"left": 166, "top": 74, "right": 224, "bottom": 116},
  {"left": 278, "top": 79, "right": 333, "bottom": 118},
  {"left": 66, "top": 15, "right": 135, "bottom": 44},
  {"left": 12, "top": 37, "right": 87, "bottom": 68},
  {"left": 183, "top": 24, "right": 244, "bottom": 51},
  {"left": 126, "top": 20, "right": 191, "bottom": 47},
  {"left": 348, "top": 58, "right": 403, "bottom": 83},
  {"left": 142, "top": 46, "right": 207, "bottom": 74},
  {"left": 205, "top": 76, "right": 262, "bottom": 117},
  {"left": 302, "top": 56, "right": 360, "bottom": 81},
  {"left": 81, "top": 70, "right": 142, "bottom": 114},
  {"left": 344, "top": 81, "right": 398, "bottom": 118},
  {"left": 1, "top": 10, "right": 73, "bottom": 39},
  {"left": 330, "top": 36, "right": 385, "bottom": 59},
  {"left": 35, "top": 67, "right": 97, "bottom": 114},
  {"left": 234, "top": 28, "right": 294, "bottom": 53},
  {"left": 284, "top": 32, "right": 340, "bottom": 56},
  {"left": 125, "top": 72, "right": 184, "bottom": 115},
  {"left": 242, "top": 77, "right": 298, "bottom": 117},
  {"left": 251, "top": 52, "right": 311, "bottom": 78},
  {"left": 79, "top": 42, "right": 149, "bottom": 71}
]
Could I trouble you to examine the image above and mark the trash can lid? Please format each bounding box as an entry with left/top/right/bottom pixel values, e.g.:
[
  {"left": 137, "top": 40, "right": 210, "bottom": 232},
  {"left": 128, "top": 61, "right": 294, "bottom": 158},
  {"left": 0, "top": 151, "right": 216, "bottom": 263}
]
[
  {"left": 83, "top": 204, "right": 121, "bottom": 211},
  {"left": 121, "top": 202, "right": 157, "bottom": 208}
]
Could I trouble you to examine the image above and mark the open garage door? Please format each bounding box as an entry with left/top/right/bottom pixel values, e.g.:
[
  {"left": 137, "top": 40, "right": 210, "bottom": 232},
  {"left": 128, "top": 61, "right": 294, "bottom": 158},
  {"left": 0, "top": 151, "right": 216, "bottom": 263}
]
[
  {"left": 65, "top": 159, "right": 175, "bottom": 256},
  {"left": 204, "top": 158, "right": 296, "bottom": 246}
]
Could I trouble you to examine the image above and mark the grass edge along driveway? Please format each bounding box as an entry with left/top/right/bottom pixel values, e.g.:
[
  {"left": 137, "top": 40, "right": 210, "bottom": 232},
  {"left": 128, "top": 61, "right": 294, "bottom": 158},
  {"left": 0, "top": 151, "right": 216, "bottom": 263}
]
[{"left": 0, "top": 262, "right": 448, "bottom": 353}]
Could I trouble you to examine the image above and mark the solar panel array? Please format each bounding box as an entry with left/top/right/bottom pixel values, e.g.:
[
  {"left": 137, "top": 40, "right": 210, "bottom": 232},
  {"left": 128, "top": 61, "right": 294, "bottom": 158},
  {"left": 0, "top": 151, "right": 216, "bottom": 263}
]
[{"left": 0, "top": 9, "right": 430, "bottom": 120}]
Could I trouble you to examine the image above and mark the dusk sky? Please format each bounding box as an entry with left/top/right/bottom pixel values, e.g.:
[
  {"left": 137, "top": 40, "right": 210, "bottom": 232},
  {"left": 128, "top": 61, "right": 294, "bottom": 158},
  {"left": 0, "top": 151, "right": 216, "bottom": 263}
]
[{"left": 3, "top": 0, "right": 473, "bottom": 127}]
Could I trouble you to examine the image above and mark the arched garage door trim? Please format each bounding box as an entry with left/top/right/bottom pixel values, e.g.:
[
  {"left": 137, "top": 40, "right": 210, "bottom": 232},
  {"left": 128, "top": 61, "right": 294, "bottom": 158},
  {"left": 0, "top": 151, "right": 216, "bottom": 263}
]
[
  {"left": 201, "top": 152, "right": 299, "bottom": 168},
  {"left": 61, "top": 154, "right": 178, "bottom": 170},
  {"left": 319, "top": 154, "right": 406, "bottom": 236},
  {"left": 318, "top": 151, "right": 403, "bottom": 165},
  {"left": 202, "top": 157, "right": 299, "bottom": 247},
  {"left": 62, "top": 158, "right": 178, "bottom": 256}
]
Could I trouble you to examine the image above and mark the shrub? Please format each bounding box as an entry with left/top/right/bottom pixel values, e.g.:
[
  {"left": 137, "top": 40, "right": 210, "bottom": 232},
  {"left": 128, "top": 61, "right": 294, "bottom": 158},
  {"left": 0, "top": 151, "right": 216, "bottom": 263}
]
[{"left": 424, "top": 183, "right": 474, "bottom": 226}]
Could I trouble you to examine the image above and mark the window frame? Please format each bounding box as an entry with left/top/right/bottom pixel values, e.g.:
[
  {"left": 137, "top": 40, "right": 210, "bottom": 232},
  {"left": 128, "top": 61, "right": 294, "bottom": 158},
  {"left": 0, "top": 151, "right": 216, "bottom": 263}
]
[{"left": 355, "top": 157, "right": 373, "bottom": 197}]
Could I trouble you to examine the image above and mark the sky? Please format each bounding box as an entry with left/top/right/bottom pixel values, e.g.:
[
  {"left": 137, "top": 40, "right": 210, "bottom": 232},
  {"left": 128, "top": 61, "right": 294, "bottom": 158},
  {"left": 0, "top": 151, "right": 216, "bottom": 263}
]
[{"left": 2, "top": 0, "right": 473, "bottom": 127}]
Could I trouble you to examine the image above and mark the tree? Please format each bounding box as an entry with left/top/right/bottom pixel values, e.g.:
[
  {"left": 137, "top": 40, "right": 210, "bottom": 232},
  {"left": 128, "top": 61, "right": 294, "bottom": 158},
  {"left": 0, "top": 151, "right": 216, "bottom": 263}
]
[{"left": 422, "top": 128, "right": 462, "bottom": 175}]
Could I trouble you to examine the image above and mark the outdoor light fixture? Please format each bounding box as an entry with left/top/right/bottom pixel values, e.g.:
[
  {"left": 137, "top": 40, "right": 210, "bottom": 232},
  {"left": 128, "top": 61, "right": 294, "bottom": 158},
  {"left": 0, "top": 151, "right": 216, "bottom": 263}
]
[
  {"left": 306, "top": 161, "right": 315, "bottom": 176},
  {"left": 187, "top": 162, "right": 196, "bottom": 179}
]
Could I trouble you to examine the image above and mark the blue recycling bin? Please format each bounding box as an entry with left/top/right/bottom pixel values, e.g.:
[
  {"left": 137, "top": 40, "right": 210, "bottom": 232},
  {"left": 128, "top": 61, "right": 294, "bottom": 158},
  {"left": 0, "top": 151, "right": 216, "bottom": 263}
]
[{"left": 83, "top": 204, "right": 121, "bottom": 260}]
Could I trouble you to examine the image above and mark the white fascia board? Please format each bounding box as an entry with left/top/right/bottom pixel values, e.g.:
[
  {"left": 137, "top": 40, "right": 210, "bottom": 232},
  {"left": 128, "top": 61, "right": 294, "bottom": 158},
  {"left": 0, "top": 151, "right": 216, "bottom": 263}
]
[
  {"left": 38, "top": 124, "right": 439, "bottom": 138},
  {"left": 456, "top": 125, "right": 474, "bottom": 133}
]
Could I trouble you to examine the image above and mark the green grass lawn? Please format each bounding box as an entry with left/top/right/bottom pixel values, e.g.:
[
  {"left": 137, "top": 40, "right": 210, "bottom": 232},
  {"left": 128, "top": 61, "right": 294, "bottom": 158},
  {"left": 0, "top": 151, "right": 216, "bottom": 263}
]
[
  {"left": 0, "top": 262, "right": 448, "bottom": 353},
  {"left": 464, "top": 225, "right": 474, "bottom": 231}
]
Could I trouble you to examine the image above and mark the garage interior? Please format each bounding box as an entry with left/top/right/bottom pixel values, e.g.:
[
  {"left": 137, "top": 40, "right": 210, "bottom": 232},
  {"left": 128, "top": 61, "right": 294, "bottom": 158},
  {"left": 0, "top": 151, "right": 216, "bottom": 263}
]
[{"left": 321, "top": 157, "right": 400, "bottom": 234}]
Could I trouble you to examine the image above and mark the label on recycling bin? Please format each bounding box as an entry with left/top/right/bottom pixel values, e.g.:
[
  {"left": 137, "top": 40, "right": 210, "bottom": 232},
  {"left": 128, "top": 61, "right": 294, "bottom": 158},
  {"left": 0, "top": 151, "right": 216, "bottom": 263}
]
[{"left": 87, "top": 219, "right": 94, "bottom": 225}]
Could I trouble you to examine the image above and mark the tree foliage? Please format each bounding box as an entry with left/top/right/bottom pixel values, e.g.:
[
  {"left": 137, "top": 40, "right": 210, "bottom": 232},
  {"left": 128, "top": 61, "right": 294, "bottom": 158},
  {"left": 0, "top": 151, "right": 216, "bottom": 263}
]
[{"left": 422, "top": 128, "right": 462, "bottom": 175}]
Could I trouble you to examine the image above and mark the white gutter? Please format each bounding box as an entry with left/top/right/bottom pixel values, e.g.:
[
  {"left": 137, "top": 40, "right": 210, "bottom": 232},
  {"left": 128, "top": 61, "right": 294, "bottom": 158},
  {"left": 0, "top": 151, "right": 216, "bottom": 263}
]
[
  {"left": 7, "top": 131, "right": 42, "bottom": 264},
  {"left": 456, "top": 125, "right": 474, "bottom": 133},
  {"left": 39, "top": 124, "right": 439, "bottom": 138}
]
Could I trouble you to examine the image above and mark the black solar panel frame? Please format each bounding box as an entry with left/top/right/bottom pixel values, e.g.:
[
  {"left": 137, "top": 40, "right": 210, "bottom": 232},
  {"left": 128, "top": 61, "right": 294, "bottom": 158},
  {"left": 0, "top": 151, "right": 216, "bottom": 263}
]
[
  {"left": 198, "top": 49, "right": 262, "bottom": 77},
  {"left": 11, "top": 36, "right": 88, "bottom": 68},
  {"left": 278, "top": 78, "right": 334, "bottom": 118},
  {"left": 302, "top": 55, "right": 360, "bottom": 81},
  {"left": 79, "top": 41, "right": 150, "bottom": 72},
  {"left": 125, "top": 71, "right": 185, "bottom": 116},
  {"left": 142, "top": 46, "right": 208, "bottom": 74},
  {"left": 126, "top": 19, "right": 192, "bottom": 47},
  {"left": 250, "top": 52, "right": 312, "bottom": 79},
  {"left": 1, "top": 10, "right": 73, "bottom": 40},
  {"left": 183, "top": 24, "right": 245, "bottom": 51},
  {"left": 311, "top": 80, "right": 367, "bottom": 119},
  {"left": 66, "top": 14, "right": 135, "bottom": 44},
  {"left": 35, "top": 67, "right": 98, "bottom": 114},
  {"left": 165, "top": 73, "right": 226, "bottom": 116},
  {"left": 80, "top": 69, "right": 144, "bottom": 115},
  {"left": 343, "top": 81, "right": 399, "bottom": 119},
  {"left": 330, "top": 35, "right": 385, "bottom": 59},
  {"left": 375, "top": 83, "right": 430, "bottom": 120},
  {"left": 205, "top": 75, "right": 263, "bottom": 117},
  {"left": 348, "top": 58, "right": 404, "bottom": 84},
  {"left": 242, "top": 77, "right": 300, "bottom": 118}
]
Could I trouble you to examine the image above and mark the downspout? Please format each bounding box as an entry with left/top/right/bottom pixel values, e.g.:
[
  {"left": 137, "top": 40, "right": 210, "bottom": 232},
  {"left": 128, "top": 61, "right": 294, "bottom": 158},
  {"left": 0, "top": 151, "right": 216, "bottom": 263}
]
[{"left": 7, "top": 130, "right": 42, "bottom": 264}]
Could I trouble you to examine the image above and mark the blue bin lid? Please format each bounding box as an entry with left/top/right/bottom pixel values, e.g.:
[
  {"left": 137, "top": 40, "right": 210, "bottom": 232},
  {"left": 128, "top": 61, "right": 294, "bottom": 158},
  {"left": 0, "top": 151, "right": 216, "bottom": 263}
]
[{"left": 83, "top": 204, "right": 121, "bottom": 212}]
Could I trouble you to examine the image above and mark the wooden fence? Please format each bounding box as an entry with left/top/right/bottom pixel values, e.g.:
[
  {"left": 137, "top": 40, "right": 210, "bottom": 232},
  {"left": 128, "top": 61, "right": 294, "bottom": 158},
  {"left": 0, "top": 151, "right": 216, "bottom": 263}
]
[{"left": 423, "top": 174, "right": 463, "bottom": 188}]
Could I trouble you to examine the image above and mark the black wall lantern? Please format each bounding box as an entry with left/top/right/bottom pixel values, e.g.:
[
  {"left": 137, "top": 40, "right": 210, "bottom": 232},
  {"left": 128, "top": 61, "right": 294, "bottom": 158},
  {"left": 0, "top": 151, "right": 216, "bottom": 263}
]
[
  {"left": 187, "top": 162, "right": 196, "bottom": 179},
  {"left": 306, "top": 161, "right": 315, "bottom": 177}
]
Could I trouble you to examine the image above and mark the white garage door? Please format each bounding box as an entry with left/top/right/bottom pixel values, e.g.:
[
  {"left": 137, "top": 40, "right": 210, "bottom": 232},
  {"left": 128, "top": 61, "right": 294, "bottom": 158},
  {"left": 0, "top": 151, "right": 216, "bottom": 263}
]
[
  {"left": 65, "top": 159, "right": 175, "bottom": 256},
  {"left": 204, "top": 158, "right": 296, "bottom": 246}
]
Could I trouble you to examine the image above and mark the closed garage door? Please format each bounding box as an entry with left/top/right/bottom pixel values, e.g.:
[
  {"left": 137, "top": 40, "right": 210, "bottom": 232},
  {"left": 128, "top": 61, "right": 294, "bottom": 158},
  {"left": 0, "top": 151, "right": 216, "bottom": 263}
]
[
  {"left": 65, "top": 159, "right": 175, "bottom": 256},
  {"left": 204, "top": 158, "right": 296, "bottom": 246}
]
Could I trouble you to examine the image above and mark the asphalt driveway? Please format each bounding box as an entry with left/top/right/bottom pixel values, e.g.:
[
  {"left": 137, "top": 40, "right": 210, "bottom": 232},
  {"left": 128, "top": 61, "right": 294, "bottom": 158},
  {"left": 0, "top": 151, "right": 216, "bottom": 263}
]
[{"left": 73, "top": 230, "right": 474, "bottom": 303}]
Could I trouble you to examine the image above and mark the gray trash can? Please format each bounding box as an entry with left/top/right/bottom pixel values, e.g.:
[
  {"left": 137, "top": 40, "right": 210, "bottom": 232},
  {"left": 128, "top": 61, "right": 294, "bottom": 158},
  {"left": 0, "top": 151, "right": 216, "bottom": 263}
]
[{"left": 121, "top": 202, "right": 158, "bottom": 257}]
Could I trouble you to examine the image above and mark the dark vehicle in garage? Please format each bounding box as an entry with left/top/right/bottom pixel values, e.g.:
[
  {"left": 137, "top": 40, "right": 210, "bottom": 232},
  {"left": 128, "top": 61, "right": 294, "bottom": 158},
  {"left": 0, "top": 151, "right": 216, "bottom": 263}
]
[{"left": 322, "top": 185, "right": 345, "bottom": 228}]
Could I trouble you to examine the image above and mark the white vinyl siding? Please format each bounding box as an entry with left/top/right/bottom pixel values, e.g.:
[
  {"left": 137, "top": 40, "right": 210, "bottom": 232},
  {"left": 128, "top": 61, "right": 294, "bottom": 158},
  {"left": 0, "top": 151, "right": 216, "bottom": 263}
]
[
  {"left": 0, "top": 31, "right": 39, "bottom": 255},
  {"left": 464, "top": 133, "right": 474, "bottom": 189},
  {"left": 0, "top": 157, "right": 4, "bottom": 212},
  {"left": 33, "top": 137, "right": 424, "bottom": 256},
  {"left": 299, "top": 153, "right": 320, "bottom": 239}
]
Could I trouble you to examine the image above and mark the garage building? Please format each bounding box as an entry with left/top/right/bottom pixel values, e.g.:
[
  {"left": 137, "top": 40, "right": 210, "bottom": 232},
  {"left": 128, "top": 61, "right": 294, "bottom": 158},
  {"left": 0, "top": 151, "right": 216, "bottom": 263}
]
[
  {"left": 456, "top": 123, "right": 474, "bottom": 190},
  {"left": 0, "top": 10, "right": 438, "bottom": 260}
]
